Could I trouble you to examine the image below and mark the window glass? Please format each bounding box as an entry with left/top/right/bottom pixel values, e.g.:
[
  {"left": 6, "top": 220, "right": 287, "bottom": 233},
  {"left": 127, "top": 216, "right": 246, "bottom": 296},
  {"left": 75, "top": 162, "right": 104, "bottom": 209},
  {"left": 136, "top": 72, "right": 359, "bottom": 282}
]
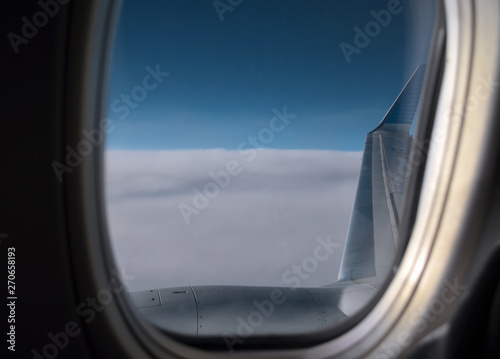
[{"left": 105, "top": 0, "right": 436, "bottom": 342}]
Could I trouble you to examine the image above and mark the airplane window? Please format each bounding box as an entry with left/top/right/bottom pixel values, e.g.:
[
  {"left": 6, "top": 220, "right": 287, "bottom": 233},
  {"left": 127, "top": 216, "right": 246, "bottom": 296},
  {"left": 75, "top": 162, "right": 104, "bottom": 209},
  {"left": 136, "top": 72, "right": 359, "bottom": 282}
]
[{"left": 104, "top": 0, "right": 437, "bottom": 349}]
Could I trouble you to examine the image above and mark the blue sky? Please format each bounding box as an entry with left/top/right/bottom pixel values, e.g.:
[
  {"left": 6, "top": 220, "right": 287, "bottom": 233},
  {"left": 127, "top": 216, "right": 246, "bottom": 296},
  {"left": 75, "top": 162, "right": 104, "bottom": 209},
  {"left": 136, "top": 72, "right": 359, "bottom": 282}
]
[{"left": 106, "top": 0, "right": 434, "bottom": 151}]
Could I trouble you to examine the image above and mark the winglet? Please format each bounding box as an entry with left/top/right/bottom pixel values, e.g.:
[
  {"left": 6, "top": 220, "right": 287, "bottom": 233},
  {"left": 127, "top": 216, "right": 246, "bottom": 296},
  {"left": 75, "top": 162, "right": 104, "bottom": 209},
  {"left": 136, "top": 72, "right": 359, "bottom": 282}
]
[{"left": 338, "top": 65, "right": 426, "bottom": 282}]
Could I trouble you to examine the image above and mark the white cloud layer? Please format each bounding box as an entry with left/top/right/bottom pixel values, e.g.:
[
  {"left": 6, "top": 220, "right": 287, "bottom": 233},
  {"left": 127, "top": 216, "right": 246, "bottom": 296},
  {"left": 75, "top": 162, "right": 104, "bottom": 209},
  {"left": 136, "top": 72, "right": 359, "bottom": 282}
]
[{"left": 105, "top": 149, "right": 362, "bottom": 292}]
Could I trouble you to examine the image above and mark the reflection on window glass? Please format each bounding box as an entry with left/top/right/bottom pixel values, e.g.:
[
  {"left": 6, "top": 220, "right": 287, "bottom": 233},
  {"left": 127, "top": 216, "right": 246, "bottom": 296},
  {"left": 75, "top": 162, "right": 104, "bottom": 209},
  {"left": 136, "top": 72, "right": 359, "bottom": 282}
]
[{"left": 105, "top": 0, "right": 436, "bottom": 344}]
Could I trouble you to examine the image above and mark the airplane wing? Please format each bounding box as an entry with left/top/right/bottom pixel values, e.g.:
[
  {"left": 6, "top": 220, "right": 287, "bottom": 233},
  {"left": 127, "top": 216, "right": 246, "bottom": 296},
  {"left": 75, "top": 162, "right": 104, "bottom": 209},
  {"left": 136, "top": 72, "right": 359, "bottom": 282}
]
[
  {"left": 129, "top": 66, "right": 427, "bottom": 343},
  {"left": 338, "top": 65, "right": 426, "bottom": 281}
]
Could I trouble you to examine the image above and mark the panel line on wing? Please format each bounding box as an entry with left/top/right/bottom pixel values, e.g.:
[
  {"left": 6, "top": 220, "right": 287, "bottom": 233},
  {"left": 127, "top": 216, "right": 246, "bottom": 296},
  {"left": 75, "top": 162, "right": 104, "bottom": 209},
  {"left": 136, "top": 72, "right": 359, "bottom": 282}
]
[{"left": 378, "top": 134, "right": 400, "bottom": 246}]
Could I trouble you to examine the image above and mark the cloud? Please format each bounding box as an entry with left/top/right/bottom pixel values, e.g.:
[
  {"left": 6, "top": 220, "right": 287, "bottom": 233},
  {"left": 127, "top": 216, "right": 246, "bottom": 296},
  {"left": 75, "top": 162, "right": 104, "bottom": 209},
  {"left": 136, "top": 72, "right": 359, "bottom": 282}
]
[{"left": 105, "top": 149, "right": 362, "bottom": 291}]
